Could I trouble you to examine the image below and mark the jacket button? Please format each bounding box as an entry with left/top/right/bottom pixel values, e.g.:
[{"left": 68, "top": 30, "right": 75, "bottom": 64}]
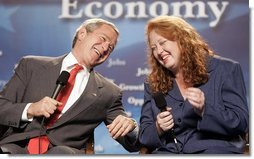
[{"left": 178, "top": 118, "right": 182, "bottom": 123}]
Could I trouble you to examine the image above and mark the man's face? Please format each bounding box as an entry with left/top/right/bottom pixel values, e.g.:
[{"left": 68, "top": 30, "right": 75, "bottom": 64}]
[{"left": 75, "top": 24, "right": 118, "bottom": 69}]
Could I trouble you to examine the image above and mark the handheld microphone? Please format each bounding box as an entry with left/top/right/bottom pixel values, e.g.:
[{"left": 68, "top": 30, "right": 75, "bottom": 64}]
[
  {"left": 38, "top": 71, "right": 70, "bottom": 154},
  {"left": 51, "top": 71, "right": 70, "bottom": 99},
  {"left": 153, "top": 92, "right": 180, "bottom": 153},
  {"left": 41, "top": 71, "right": 69, "bottom": 122},
  {"left": 41, "top": 70, "right": 70, "bottom": 123}
]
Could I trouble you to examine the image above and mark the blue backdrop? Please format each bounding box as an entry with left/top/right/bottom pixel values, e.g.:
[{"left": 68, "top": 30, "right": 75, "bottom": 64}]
[{"left": 0, "top": 0, "right": 249, "bottom": 154}]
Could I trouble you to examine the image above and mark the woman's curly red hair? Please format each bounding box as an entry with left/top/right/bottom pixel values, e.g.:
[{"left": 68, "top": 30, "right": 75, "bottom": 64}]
[{"left": 146, "top": 16, "right": 214, "bottom": 94}]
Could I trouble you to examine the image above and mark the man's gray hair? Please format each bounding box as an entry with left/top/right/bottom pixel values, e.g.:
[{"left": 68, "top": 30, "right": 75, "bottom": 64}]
[{"left": 72, "top": 18, "right": 119, "bottom": 48}]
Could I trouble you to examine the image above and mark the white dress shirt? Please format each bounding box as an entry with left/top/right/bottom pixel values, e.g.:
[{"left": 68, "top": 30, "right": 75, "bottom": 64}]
[{"left": 59, "top": 53, "right": 90, "bottom": 117}]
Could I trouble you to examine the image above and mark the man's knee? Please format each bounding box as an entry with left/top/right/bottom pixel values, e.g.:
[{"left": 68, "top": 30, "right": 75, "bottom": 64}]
[
  {"left": 0, "top": 144, "right": 27, "bottom": 154},
  {"left": 46, "top": 145, "right": 83, "bottom": 154}
]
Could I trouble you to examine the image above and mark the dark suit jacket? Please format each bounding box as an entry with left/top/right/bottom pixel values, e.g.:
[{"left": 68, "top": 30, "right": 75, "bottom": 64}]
[
  {"left": 139, "top": 56, "right": 249, "bottom": 153},
  {"left": 0, "top": 54, "right": 138, "bottom": 152}
]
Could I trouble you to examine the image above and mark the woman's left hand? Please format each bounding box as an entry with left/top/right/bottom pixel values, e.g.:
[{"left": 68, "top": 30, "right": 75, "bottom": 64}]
[{"left": 185, "top": 87, "right": 205, "bottom": 116}]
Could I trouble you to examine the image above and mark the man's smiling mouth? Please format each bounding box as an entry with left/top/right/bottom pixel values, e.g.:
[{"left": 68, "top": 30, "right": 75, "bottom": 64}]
[{"left": 94, "top": 48, "right": 102, "bottom": 58}]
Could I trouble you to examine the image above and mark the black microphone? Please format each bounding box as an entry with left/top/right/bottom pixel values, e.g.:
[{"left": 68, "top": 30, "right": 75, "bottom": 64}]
[
  {"left": 38, "top": 71, "right": 70, "bottom": 154},
  {"left": 153, "top": 92, "right": 180, "bottom": 153},
  {"left": 51, "top": 71, "right": 70, "bottom": 99},
  {"left": 41, "top": 71, "right": 70, "bottom": 123}
]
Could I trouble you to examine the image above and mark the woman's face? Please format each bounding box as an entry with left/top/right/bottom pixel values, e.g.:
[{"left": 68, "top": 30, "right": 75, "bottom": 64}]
[{"left": 149, "top": 30, "right": 181, "bottom": 74}]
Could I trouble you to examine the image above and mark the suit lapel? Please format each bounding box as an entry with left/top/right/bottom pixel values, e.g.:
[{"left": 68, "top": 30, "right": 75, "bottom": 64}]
[
  {"left": 167, "top": 80, "right": 184, "bottom": 101},
  {"left": 50, "top": 71, "right": 102, "bottom": 128},
  {"left": 38, "top": 55, "right": 66, "bottom": 97}
]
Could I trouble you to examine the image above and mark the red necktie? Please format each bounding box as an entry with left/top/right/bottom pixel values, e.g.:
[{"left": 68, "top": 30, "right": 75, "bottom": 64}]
[{"left": 27, "top": 64, "right": 83, "bottom": 154}]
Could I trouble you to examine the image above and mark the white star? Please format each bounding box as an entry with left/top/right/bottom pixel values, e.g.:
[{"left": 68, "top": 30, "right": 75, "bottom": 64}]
[
  {"left": 95, "top": 144, "right": 104, "bottom": 153},
  {"left": 0, "top": 6, "right": 19, "bottom": 32}
]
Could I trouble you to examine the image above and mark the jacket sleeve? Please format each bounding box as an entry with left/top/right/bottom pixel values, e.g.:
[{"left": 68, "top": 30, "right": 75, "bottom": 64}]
[
  {"left": 0, "top": 57, "right": 29, "bottom": 129},
  {"left": 198, "top": 62, "right": 249, "bottom": 136},
  {"left": 104, "top": 87, "right": 140, "bottom": 152},
  {"left": 139, "top": 83, "right": 165, "bottom": 150}
]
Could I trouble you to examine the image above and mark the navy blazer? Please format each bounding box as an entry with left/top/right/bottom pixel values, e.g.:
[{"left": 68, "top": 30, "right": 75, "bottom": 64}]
[{"left": 139, "top": 56, "right": 249, "bottom": 153}]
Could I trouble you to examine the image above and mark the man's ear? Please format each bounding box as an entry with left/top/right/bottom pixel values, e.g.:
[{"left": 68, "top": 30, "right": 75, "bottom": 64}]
[{"left": 77, "top": 27, "right": 87, "bottom": 40}]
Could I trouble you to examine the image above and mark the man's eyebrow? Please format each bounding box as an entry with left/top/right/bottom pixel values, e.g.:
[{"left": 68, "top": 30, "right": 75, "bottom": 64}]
[{"left": 101, "top": 33, "right": 116, "bottom": 47}]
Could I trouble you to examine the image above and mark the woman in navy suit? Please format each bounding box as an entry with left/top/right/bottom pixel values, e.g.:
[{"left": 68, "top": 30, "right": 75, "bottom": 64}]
[{"left": 139, "top": 15, "right": 249, "bottom": 154}]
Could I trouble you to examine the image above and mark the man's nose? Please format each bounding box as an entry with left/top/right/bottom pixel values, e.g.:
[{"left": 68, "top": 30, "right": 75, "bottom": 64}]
[{"left": 102, "top": 41, "right": 110, "bottom": 51}]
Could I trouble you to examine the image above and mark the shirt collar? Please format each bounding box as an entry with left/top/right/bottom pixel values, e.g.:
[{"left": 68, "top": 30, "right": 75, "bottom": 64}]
[
  {"left": 61, "top": 52, "right": 91, "bottom": 77},
  {"left": 61, "top": 52, "right": 79, "bottom": 71}
]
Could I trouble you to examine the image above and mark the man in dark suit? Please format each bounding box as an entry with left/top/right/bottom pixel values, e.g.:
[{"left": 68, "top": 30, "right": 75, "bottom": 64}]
[{"left": 0, "top": 18, "right": 139, "bottom": 154}]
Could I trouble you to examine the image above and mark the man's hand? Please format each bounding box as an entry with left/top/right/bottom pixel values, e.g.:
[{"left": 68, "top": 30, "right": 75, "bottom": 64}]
[
  {"left": 27, "top": 96, "right": 62, "bottom": 119},
  {"left": 107, "top": 115, "right": 136, "bottom": 139}
]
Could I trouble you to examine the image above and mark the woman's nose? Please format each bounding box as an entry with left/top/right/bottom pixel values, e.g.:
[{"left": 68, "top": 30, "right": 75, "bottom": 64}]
[{"left": 157, "top": 44, "right": 164, "bottom": 54}]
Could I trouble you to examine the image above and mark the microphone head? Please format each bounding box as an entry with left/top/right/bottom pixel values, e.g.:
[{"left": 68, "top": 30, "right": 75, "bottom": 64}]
[
  {"left": 153, "top": 92, "right": 167, "bottom": 111},
  {"left": 56, "top": 71, "right": 70, "bottom": 86}
]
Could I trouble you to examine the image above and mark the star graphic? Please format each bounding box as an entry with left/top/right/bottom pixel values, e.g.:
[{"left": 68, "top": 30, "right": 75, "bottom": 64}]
[{"left": 0, "top": 6, "right": 19, "bottom": 32}]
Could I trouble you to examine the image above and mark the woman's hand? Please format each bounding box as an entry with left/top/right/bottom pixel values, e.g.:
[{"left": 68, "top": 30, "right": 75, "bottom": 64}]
[
  {"left": 156, "top": 107, "right": 174, "bottom": 136},
  {"left": 185, "top": 87, "right": 205, "bottom": 116}
]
